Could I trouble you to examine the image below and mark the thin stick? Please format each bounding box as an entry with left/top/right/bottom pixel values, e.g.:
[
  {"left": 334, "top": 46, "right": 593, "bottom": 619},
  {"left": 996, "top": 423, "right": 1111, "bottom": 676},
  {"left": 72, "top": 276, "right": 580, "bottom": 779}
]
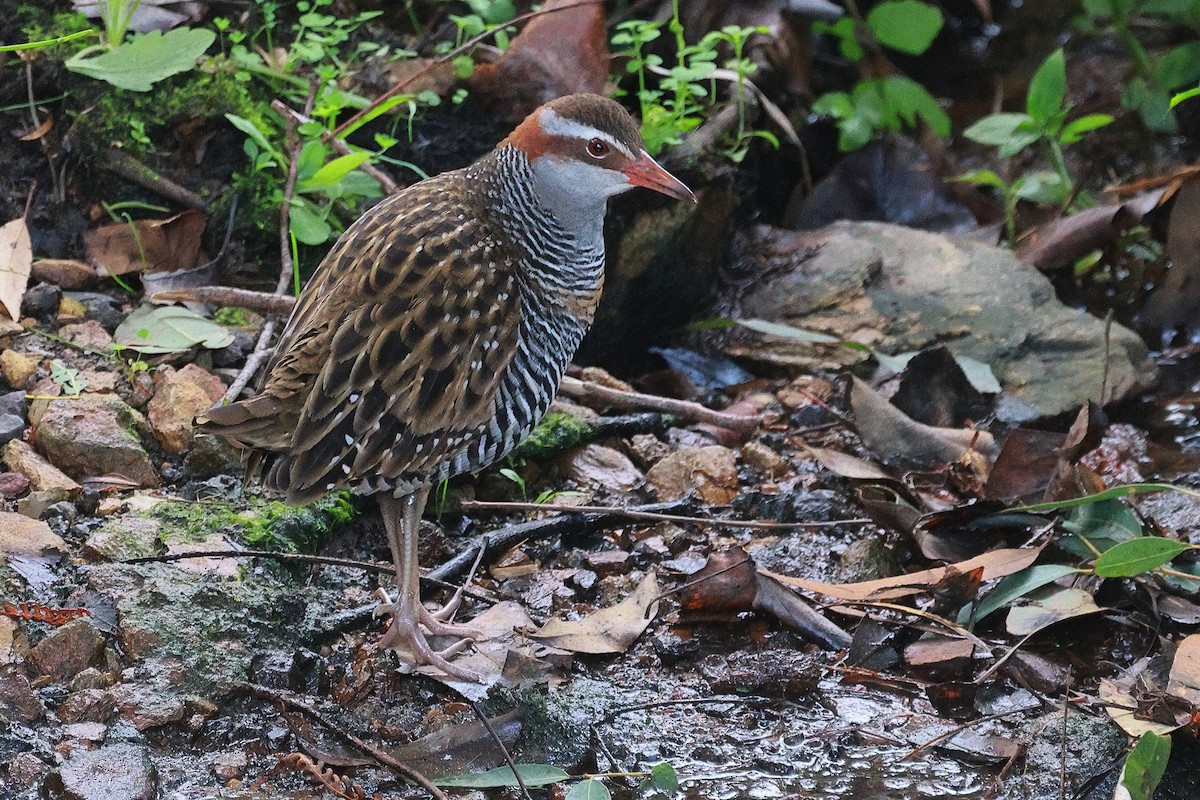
[
  {"left": 272, "top": 101, "right": 399, "bottom": 194},
  {"left": 100, "top": 148, "right": 211, "bottom": 212},
  {"left": 470, "top": 701, "right": 532, "bottom": 800},
  {"left": 149, "top": 286, "right": 298, "bottom": 315},
  {"left": 330, "top": 0, "right": 604, "bottom": 140},
  {"left": 558, "top": 375, "right": 760, "bottom": 433},
  {"left": 234, "top": 682, "right": 449, "bottom": 800},
  {"left": 458, "top": 499, "right": 870, "bottom": 531},
  {"left": 220, "top": 85, "right": 315, "bottom": 405}
]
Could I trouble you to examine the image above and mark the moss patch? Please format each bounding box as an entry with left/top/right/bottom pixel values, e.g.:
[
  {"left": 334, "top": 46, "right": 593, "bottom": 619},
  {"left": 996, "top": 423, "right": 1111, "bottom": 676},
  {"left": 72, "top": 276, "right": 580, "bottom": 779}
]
[{"left": 149, "top": 491, "right": 356, "bottom": 552}]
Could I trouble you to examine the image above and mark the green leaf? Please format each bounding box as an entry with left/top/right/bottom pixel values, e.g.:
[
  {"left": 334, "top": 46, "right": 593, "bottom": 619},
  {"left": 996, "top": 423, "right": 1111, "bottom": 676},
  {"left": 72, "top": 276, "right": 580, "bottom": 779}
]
[
  {"left": 566, "top": 778, "right": 611, "bottom": 800},
  {"left": 1026, "top": 49, "right": 1066, "bottom": 125},
  {"left": 113, "top": 305, "right": 234, "bottom": 354},
  {"left": 1152, "top": 41, "right": 1200, "bottom": 90},
  {"left": 955, "top": 169, "right": 1008, "bottom": 189},
  {"left": 434, "top": 764, "right": 570, "bottom": 788},
  {"left": 867, "top": 0, "right": 944, "bottom": 55},
  {"left": 959, "top": 564, "right": 1082, "bottom": 624},
  {"left": 1014, "top": 482, "right": 1191, "bottom": 513},
  {"left": 735, "top": 318, "right": 840, "bottom": 344},
  {"left": 650, "top": 762, "right": 680, "bottom": 793},
  {"left": 65, "top": 28, "right": 216, "bottom": 91},
  {"left": 1120, "top": 731, "right": 1172, "bottom": 800},
  {"left": 226, "top": 114, "right": 284, "bottom": 163},
  {"left": 878, "top": 75, "right": 950, "bottom": 136},
  {"left": 1093, "top": 536, "right": 1190, "bottom": 577},
  {"left": 302, "top": 151, "right": 372, "bottom": 189},
  {"left": 1059, "top": 113, "right": 1114, "bottom": 143},
  {"left": 1171, "top": 86, "right": 1200, "bottom": 108},
  {"left": 289, "top": 200, "right": 333, "bottom": 246},
  {"left": 1059, "top": 498, "right": 1144, "bottom": 558},
  {"left": 963, "top": 113, "right": 1035, "bottom": 146},
  {"left": 1014, "top": 170, "right": 1070, "bottom": 204},
  {"left": 1124, "top": 78, "right": 1177, "bottom": 132}
]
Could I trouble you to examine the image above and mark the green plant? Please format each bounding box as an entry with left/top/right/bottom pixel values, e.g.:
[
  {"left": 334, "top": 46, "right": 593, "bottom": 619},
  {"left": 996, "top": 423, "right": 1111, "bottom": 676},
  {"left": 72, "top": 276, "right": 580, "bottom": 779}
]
[
  {"left": 811, "top": 0, "right": 950, "bottom": 151},
  {"left": 959, "top": 49, "right": 1114, "bottom": 241},
  {"left": 1079, "top": 0, "right": 1200, "bottom": 132},
  {"left": 498, "top": 466, "right": 527, "bottom": 499},
  {"left": 49, "top": 359, "right": 87, "bottom": 396}
]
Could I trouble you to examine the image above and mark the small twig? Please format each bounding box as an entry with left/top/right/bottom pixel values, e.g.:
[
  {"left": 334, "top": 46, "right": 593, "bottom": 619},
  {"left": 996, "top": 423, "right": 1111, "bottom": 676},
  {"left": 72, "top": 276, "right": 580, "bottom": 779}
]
[
  {"left": 470, "top": 702, "right": 531, "bottom": 800},
  {"left": 222, "top": 319, "right": 277, "bottom": 403},
  {"left": 220, "top": 85, "right": 316, "bottom": 405},
  {"left": 99, "top": 148, "right": 211, "bottom": 212},
  {"left": 428, "top": 499, "right": 694, "bottom": 583},
  {"left": 458, "top": 499, "right": 870, "bottom": 531},
  {"left": 149, "top": 286, "right": 298, "bottom": 315},
  {"left": 272, "top": 101, "right": 399, "bottom": 194},
  {"left": 900, "top": 704, "right": 1042, "bottom": 759},
  {"left": 1100, "top": 309, "right": 1113, "bottom": 406},
  {"left": 330, "top": 0, "right": 605, "bottom": 140},
  {"left": 119, "top": 548, "right": 491, "bottom": 600},
  {"left": 234, "top": 682, "right": 449, "bottom": 800},
  {"left": 558, "top": 375, "right": 760, "bottom": 434}
]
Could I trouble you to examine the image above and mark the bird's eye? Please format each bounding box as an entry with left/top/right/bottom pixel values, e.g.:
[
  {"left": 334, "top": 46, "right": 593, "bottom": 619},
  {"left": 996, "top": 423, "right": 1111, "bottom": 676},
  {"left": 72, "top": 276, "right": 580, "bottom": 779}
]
[{"left": 586, "top": 138, "right": 609, "bottom": 158}]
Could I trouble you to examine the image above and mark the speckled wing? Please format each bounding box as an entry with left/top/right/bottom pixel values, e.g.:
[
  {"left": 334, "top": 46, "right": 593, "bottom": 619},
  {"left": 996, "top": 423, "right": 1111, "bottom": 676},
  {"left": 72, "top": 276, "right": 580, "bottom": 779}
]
[{"left": 204, "top": 176, "right": 523, "bottom": 503}]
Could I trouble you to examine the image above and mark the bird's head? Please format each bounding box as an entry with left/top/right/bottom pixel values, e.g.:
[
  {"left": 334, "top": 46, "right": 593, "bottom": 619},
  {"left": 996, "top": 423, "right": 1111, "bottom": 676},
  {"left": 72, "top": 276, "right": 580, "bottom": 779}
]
[{"left": 503, "top": 94, "right": 696, "bottom": 209}]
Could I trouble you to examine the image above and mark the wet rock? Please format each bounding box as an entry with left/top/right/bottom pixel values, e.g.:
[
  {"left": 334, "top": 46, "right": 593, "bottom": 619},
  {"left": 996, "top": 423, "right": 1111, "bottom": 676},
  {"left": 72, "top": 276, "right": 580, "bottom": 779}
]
[
  {"left": 182, "top": 433, "right": 240, "bottom": 479},
  {"left": 31, "top": 258, "right": 96, "bottom": 290},
  {"left": 584, "top": 549, "right": 634, "bottom": 576},
  {"left": 646, "top": 445, "right": 738, "bottom": 504},
  {"left": 59, "top": 320, "right": 113, "bottom": 349},
  {"left": 209, "top": 751, "right": 248, "bottom": 782},
  {"left": 725, "top": 222, "right": 1155, "bottom": 420},
  {"left": 58, "top": 295, "right": 86, "bottom": 320},
  {"left": 0, "top": 671, "right": 45, "bottom": 722},
  {"left": 0, "top": 413, "right": 25, "bottom": 446},
  {"left": 34, "top": 394, "right": 159, "bottom": 488},
  {"left": 67, "top": 667, "right": 115, "bottom": 692},
  {"left": 84, "top": 517, "right": 162, "bottom": 562},
  {"left": 66, "top": 292, "right": 124, "bottom": 332},
  {"left": 56, "top": 688, "right": 114, "bottom": 723},
  {"left": 110, "top": 681, "right": 186, "bottom": 731},
  {"left": 18, "top": 490, "right": 76, "bottom": 519},
  {"left": 0, "top": 470, "right": 29, "bottom": 497},
  {"left": 6, "top": 752, "right": 47, "bottom": 789},
  {"left": 562, "top": 443, "right": 644, "bottom": 491},
  {"left": 48, "top": 742, "right": 158, "bottom": 800},
  {"left": 0, "top": 348, "right": 38, "bottom": 388},
  {"left": 61, "top": 721, "right": 108, "bottom": 745},
  {"left": 740, "top": 441, "right": 789, "bottom": 477},
  {"left": 0, "top": 512, "right": 66, "bottom": 555},
  {"left": 837, "top": 538, "right": 902, "bottom": 583},
  {"left": 20, "top": 283, "right": 61, "bottom": 318},
  {"left": 3, "top": 439, "right": 81, "bottom": 497},
  {"left": 28, "top": 620, "right": 106, "bottom": 682},
  {"left": 147, "top": 364, "right": 226, "bottom": 453},
  {"left": 625, "top": 432, "right": 670, "bottom": 468},
  {"left": 0, "top": 615, "right": 30, "bottom": 665}
]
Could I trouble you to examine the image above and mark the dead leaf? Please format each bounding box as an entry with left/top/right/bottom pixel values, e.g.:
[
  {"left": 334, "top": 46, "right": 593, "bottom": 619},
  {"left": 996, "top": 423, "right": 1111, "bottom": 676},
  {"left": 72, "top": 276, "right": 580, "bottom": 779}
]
[
  {"left": 1016, "top": 189, "right": 1164, "bottom": 272},
  {"left": 1134, "top": 174, "right": 1200, "bottom": 336},
  {"left": 0, "top": 218, "right": 32, "bottom": 321},
  {"left": 850, "top": 377, "right": 997, "bottom": 467},
  {"left": 17, "top": 115, "right": 54, "bottom": 142},
  {"left": 762, "top": 546, "right": 1042, "bottom": 602},
  {"left": 804, "top": 445, "right": 891, "bottom": 480},
  {"left": 1005, "top": 586, "right": 1101, "bottom": 636},
  {"left": 1100, "top": 672, "right": 1182, "bottom": 738},
  {"left": 86, "top": 209, "right": 206, "bottom": 277},
  {"left": 470, "top": 0, "right": 610, "bottom": 123},
  {"left": 1168, "top": 633, "right": 1200, "bottom": 708},
  {"left": 534, "top": 571, "right": 658, "bottom": 654}
]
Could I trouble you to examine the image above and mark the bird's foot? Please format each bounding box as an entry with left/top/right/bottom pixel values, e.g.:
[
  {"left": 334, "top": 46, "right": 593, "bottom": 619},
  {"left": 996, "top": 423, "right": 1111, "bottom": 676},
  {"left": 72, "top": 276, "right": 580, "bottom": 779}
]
[{"left": 374, "top": 601, "right": 483, "bottom": 682}]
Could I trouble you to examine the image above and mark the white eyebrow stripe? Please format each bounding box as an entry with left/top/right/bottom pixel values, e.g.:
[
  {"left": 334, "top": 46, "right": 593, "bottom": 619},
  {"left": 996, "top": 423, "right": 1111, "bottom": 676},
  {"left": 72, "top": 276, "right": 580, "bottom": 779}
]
[{"left": 538, "top": 109, "right": 635, "bottom": 159}]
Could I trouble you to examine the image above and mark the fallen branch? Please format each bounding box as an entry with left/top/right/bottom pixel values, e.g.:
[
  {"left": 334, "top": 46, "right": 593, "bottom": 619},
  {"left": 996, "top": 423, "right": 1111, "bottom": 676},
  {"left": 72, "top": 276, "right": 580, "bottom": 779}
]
[
  {"left": 149, "top": 286, "right": 297, "bottom": 315},
  {"left": 100, "top": 148, "right": 211, "bottom": 212},
  {"left": 458, "top": 499, "right": 871, "bottom": 531},
  {"left": 558, "top": 375, "right": 761, "bottom": 433},
  {"left": 234, "top": 682, "right": 449, "bottom": 800}
]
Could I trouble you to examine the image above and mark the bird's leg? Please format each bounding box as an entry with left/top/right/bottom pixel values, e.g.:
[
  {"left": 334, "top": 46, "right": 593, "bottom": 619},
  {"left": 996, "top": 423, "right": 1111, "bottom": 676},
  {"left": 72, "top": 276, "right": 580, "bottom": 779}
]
[{"left": 375, "top": 486, "right": 482, "bottom": 682}]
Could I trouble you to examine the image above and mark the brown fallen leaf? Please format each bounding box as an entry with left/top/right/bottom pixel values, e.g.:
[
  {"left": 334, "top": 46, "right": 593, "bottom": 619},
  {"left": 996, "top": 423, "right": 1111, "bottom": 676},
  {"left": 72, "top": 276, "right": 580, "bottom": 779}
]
[
  {"left": 0, "top": 218, "right": 32, "bottom": 321},
  {"left": 533, "top": 571, "right": 658, "bottom": 654},
  {"left": 86, "top": 209, "right": 207, "bottom": 277},
  {"left": 1016, "top": 189, "right": 1164, "bottom": 272},
  {"left": 469, "top": 0, "right": 610, "bottom": 124},
  {"left": 850, "top": 377, "right": 997, "bottom": 467},
  {"left": 1134, "top": 173, "right": 1200, "bottom": 338},
  {"left": 1168, "top": 633, "right": 1200, "bottom": 708},
  {"left": 762, "top": 546, "right": 1042, "bottom": 602}
]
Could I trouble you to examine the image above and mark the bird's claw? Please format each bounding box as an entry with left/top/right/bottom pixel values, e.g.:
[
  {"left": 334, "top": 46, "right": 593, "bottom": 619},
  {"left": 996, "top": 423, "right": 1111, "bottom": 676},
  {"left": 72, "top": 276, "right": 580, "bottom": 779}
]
[{"left": 375, "top": 601, "right": 484, "bottom": 682}]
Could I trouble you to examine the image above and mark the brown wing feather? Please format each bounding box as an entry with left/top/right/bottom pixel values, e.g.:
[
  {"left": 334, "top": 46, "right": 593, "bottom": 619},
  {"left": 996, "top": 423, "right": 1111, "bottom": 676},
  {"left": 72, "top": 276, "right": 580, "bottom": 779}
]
[{"left": 201, "top": 171, "right": 523, "bottom": 503}]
